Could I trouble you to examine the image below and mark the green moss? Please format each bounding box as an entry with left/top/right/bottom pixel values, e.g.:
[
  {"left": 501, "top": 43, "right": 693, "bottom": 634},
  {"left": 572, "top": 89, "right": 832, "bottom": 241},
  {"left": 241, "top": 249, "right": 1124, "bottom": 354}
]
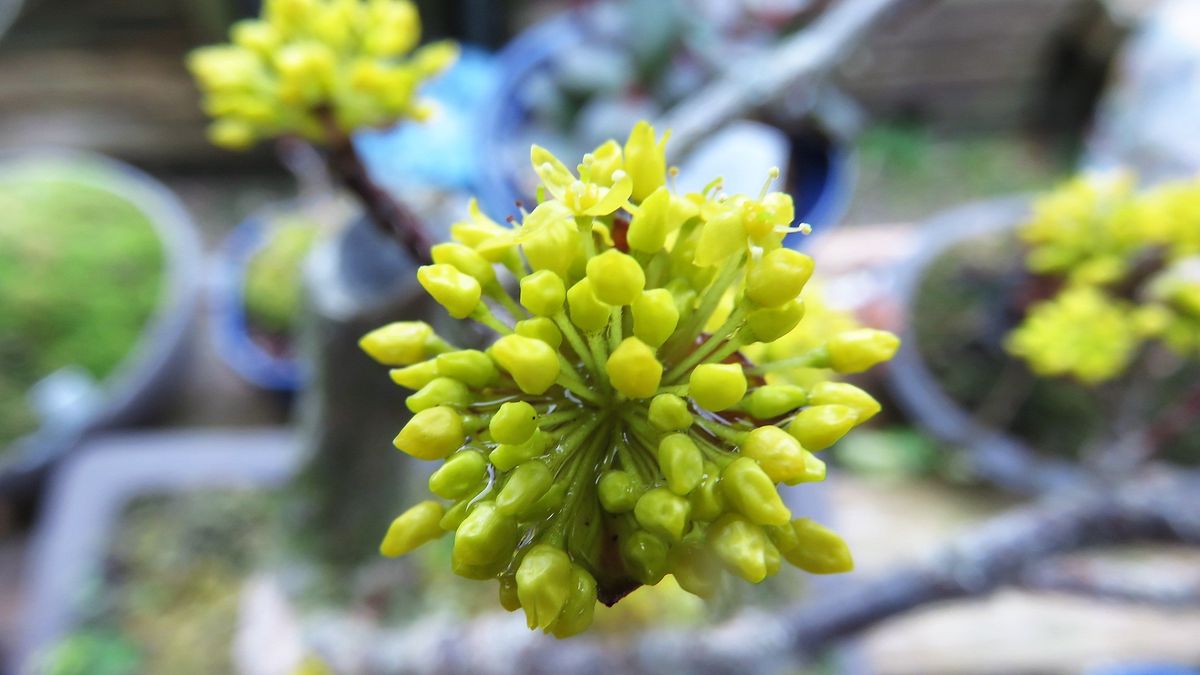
[
  {"left": 0, "top": 168, "right": 164, "bottom": 447},
  {"left": 242, "top": 215, "right": 320, "bottom": 337}
]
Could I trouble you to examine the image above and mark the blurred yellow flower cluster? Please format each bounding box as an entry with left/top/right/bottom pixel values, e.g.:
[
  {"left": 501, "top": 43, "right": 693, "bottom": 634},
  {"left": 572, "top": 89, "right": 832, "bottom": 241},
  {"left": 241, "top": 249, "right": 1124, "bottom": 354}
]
[
  {"left": 360, "top": 121, "right": 899, "bottom": 636},
  {"left": 187, "top": 0, "right": 457, "bottom": 150},
  {"left": 1008, "top": 173, "right": 1200, "bottom": 382}
]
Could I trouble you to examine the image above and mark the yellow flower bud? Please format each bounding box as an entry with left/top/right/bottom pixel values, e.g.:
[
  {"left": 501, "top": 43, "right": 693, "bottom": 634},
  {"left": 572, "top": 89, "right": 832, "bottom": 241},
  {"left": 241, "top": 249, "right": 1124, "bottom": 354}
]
[
  {"left": 657, "top": 434, "right": 703, "bottom": 495},
  {"left": 489, "top": 401, "right": 538, "bottom": 445},
  {"left": 496, "top": 461, "right": 553, "bottom": 517},
  {"left": 519, "top": 269, "right": 567, "bottom": 317},
  {"left": 598, "top": 470, "right": 642, "bottom": 513},
  {"left": 393, "top": 406, "right": 464, "bottom": 460},
  {"left": 776, "top": 519, "right": 854, "bottom": 574},
  {"left": 689, "top": 471, "right": 726, "bottom": 522},
  {"left": 586, "top": 249, "right": 645, "bottom": 305},
  {"left": 826, "top": 329, "right": 901, "bottom": 373},
  {"left": 567, "top": 278, "right": 611, "bottom": 332},
  {"left": 694, "top": 202, "right": 746, "bottom": 267},
  {"left": 418, "top": 263, "right": 482, "bottom": 319},
  {"left": 742, "top": 384, "right": 808, "bottom": 419},
  {"left": 550, "top": 565, "right": 598, "bottom": 638},
  {"left": 632, "top": 289, "right": 680, "bottom": 347},
  {"left": 649, "top": 393, "right": 692, "bottom": 431},
  {"left": 707, "top": 513, "right": 780, "bottom": 583},
  {"left": 621, "top": 530, "right": 669, "bottom": 585},
  {"left": 519, "top": 201, "right": 579, "bottom": 278},
  {"left": 208, "top": 119, "right": 258, "bottom": 150},
  {"left": 745, "top": 299, "right": 806, "bottom": 343},
  {"left": 606, "top": 338, "right": 663, "bottom": 399},
  {"left": 515, "top": 317, "right": 563, "bottom": 349},
  {"left": 389, "top": 360, "right": 439, "bottom": 389},
  {"left": 688, "top": 363, "right": 747, "bottom": 411},
  {"left": 489, "top": 429, "right": 550, "bottom": 472},
  {"left": 489, "top": 334, "right": 561, "bottom": 395},
  {"left": 431, "top": 242, "right": 495, "bottom": 286},
  {"left": 380, "top": 500, "right": 444, "bottom": 557},
  {"left": 360, "top": 321, "right": 445, "bottom": 366},
  {"left": 746, "top": 249, "right": 814, "bottom": 308},
  {"left": 807, "top": 382, "right": 881, "bottom": 423},
  {"left": 585, "top": 139, "right": 623, "bottom": 186},
  {"left": 453, "top": 501, "right": 517, "bottom": 568},
  {"left": 623, "top": 120, "right": 669, "bottom": 203},
  {"left": 435, "top": 349, "right": 497, "bottom": 388},
  {"left": 231, "top": 19, "right": 281, "bottom": 56},
  {"left": 634, "top": 487, "right": 691, "bottom": 542},
  {"left": 740, "top": 425, "right": 825, "bottom": 484},
  {"left": 516, "top": 544, "right": 573, "bottom": 631},
  {"left": 668, "top": 541, "right": 722, "bottom": 599},
  {"left": 720, "top": 457, "right": 791, "bottom": 526},
  {"left": 428, "top": 450, "right": 488, "bottom": 500},
  {"left": 788, "top": 404, "right": 858, "bottom": 451},
  {"left": 406, "top": 377, "right": 471, "bottom": 412},
  {"left": 627, "top": 186, "right": 673, "bottom": 252}
]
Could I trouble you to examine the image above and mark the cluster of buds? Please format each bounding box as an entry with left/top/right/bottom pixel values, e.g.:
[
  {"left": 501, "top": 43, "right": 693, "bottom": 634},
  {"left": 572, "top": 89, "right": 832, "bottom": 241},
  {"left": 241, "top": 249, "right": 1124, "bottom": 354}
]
[
  {"left": 361, "top": 121, "right": 899, "bottom": 637},
  {"left": 187, "top": 0, "right": 457, "bottom": 150},
  {"left": 1009, "top": 173, "right": 1200, "bottom": 382}
]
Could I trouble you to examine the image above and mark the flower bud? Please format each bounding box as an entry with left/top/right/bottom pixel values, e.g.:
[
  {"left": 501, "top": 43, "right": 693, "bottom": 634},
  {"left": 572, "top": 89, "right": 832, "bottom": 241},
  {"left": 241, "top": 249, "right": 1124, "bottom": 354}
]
[
  {"left": 550, "top": 565, "right": 598, "bottom": 638},
  {"left": 707, "top": 513, "right": 780, "bottom": 583},
  {"left": 649, "top": 394, "right": 692, "bottom": 431},
  {"left": 688, "top": 363, "right": 747, "bottom": 411},
  {"left": 807, "top": 382, "right": 881, "bottom": 423},
  {"left": 519, "top": 269, "right": 567, "bottom": 317},
  {"left": 394, "top": 406, "right": 464, "bottom": 460},
  {"left": 406, "top": 377, "right": 471, "bottom": 412},
  {"left": 490, "top": 401, "right": 538, "bottom": 445},
  {"left": 489, "top": 334, "right": 561, "bottom": 395},
  {"left": 439, "top": 498, "right": 472, "bottom": 531},
  {"left": 453, "top": 502, "right": 517, "bottom": 568},
  {"left": 623, "top": 120, "right": 669, "bottom": 203},
  {"left": 689, "top": 472, "right": 726, "bottom": 522},
  {"left": 740, "top": 426, "right": 824, "bottom": 484},
  {"left": 742, "top": 384, "right": 808, "bottom": 419},
  {"left": 431, "top": 242, "right": 495, "bottom": 285},
  {"left": 389, "top": 360, "right": 439, "bottom": 390},
  {"left": 632, "top": 289, "right": 680, "bottom": 347},
  {"left": 428, "top": 450, "right": 488, "bottom": 500},
  {"left": 523, "top": 482, "right": 567, "bottom": 521},
  {"left": 433, "top": 349, "right": 497, "bottom": 389},
  {"left": 515, "top": 317, "right": 562, "bottom": 349},
  {"left": 788, "top": 404, "right": 858, "bottom": 451},
  {"left": 496, "top": 461, "right": 553, "bottom": 517},
  {"left": 621, "top": 530, "right": 669, "bottom": 585},
  {"left": 627, "top": 186, "right": 673, "bottom": 252},
  {"left": 584, "top": 139, "right": 623, "bottom": 186},
  {"left": 598, "top": 470, "right": 642, "bottom": 513},
  {"left": 658, "top": 434, "right": 703, "bottom": 495},
  {"left": 418, "top": 263, "right": 482, "bottom": 319},
  {"left": 776, "top": 519, "right": 854, "bottom": 574},
  {"left": 668, "top": 541, "right": 722, "bottom": 599},
  {"left": 746, "top": 249, "right": 814, "bottom": 308},
  {"left": 567, "top": 278, "right": 612, "bottom": 332},
  {"left": 586, "top": 249, "right": 645, "bottom": 306},
  {"left": 694, "top": 203, "right": 746, "bottom": 267},
  {"left": 826, "top": 329, "right": 900, "bottom": 374},
  {"left": 745, "top": 299, "right": 805, "bottom": 343},
  {"left": 489, "top": 429, "right": 550, "bottom": 471},
  {"left": 360, "top": 321, "right": 445, "bottom": 366},
  {"left": 499, "top": 575, "right": 521, "bottom": 612},
  {"left": 380, "top": 500, "right": 444, "bottom": 557},
  {"left": 516, "top": 544, "right": 573, "bottom": 631},
  {"left": 634, "top": 487, "right": 691, "bottom": 542},
  {"left": 721, "top": 457, "right": 791, "bottom": 526},
  {"left": 606, "top": 338, "right": 663, "bottom": 399}
]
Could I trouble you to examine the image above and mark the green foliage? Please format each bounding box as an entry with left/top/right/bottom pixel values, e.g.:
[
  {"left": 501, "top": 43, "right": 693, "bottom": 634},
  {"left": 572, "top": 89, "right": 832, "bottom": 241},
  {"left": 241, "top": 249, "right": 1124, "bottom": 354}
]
[
  {"left": 243, "top": 215, "right": 320, "bottom": 335},
  {"left": 0, "top": 169, "right": 164, "bottom": 447}
]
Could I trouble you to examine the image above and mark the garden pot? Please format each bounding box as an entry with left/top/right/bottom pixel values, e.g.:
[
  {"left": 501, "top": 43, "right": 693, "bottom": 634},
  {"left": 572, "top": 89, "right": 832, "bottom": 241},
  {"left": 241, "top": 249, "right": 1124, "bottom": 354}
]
[
  {"left": 0, "top": 150, "right": 202, "bottom": 500},
  {"left": 473, "top": 4, "right": 855, "bottom": 240}
]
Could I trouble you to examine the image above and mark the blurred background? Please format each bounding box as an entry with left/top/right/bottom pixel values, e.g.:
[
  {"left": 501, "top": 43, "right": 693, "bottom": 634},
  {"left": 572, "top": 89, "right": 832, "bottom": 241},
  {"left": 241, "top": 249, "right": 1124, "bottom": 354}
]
[{"left": 1, "top": 0, "right": 1200, "bottom": 673}]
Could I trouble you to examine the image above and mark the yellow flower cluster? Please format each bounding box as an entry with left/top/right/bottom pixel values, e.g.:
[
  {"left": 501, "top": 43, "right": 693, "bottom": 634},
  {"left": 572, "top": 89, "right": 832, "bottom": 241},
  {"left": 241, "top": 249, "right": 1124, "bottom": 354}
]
[
  {"left": 1009, "top": 173, "right": 1200, "bottom": 382},
  {"left": 360, "top": 121, "right": 899, "bottom": 637},
  {"left": 187, "top": 0, "right": 457, "bottom": 150}
]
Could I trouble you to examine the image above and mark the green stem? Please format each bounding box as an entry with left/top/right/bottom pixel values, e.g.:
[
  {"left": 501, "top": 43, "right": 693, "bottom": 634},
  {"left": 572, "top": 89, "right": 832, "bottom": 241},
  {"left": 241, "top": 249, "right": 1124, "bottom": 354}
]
[
  {"left": 471, "top": 305, "right": 513, "bottom": 335},
  {"left": 488, "top": 284, "right": 528, "bottom": 322},
  {"left": 662, "top": 253, "right": 745, "bottom": 360},
  {"left": 745, "top": 347, "right": 830, "bottom": 375},
  {"left": 665, "top": 306, "right": 748, "bottom": 383},
  {"left": 607, "top": 306, "right": 624, "bottom": 354},
  {"left": 554, "top": 313, "right": 597, "bottom": 374}
]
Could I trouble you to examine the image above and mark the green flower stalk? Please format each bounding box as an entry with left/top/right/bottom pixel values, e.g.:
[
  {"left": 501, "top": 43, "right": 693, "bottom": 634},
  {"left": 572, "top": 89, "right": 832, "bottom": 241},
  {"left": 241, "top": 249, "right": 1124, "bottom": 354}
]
[{"left": 362, "top": 121, "right": 899, "bottom": 637}]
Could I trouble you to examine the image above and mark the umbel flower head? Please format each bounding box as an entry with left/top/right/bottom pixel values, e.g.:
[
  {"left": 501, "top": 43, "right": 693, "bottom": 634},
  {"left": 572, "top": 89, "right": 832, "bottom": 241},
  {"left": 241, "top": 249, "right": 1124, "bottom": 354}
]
[
  {"left": 187, "top": 0, "right": 457, "bottom": 150},
  {"left": 361, "top": 121, "right": 900, "bottom": 637}
]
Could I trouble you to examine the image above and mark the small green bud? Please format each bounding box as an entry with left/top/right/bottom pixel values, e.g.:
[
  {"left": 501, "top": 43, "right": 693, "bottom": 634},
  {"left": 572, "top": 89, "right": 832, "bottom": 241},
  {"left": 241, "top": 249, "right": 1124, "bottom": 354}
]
[
  {"left": 499, "top": 575, "right": 521, "bottom": 612},
  {"left": 519, "top": 269, "right": 567, "bottom": 317},
  {"left": 657, "top": 434, "right": 703, "bottom": 495},
  {"left": 721, "top": 457, "right": 791, "bottom": 526},
  {"left": 586, "top": 249, "right": 645, "bottom": 306},
  {"left": 745, "top": 300, "right": 805, "bottom": 343},
  {"left": 435, "top": 349, "right": 497, "bottom": 388},
  {"left": 632, "top": 288, "right": 680, "bottom": 347},
  {"left": 621, "top": 529, "right": 669, "bottom": 585},
  {"left": 742, "top": 384, "right": 808, "bottom": 419},
  {"left": 490, "top": 401, "right": 539, "bottom": 445},
  {"left": 417, "top": 263, "right": 482, "bottom": 319},
  {"left": 394, "top": 406, "right": 464, "bottom": 460},
  {"left": 380, "top": 500, "right": 444, "bottom": 557},
  {"left": 624, "top": 120, "right": 669, "bottom": 203},
  {"left": 826, "top": 329, "right": 900, "bottom": 374},
  {"left": 429, "top": 450, "right": 489, "bottom": 500},
  {"left": 360, "top": 321, "right": 444, "bottom": 366},
  {"left": 516, "top": 544, "right": 573, "bottom": 631},
  {"left": 389, "top": 360, "right": 440, "bottom": 390},
  {"left": 746, "top": 249, "right": 814, "bottom": 308},
  {"left": 439, "top": 499, "right": 472, "bottom": 531},
  {"left": 668, "top": 541, "right": 722, "bottom": 599},
  {"left": 788, "top": 404, "right": 858, "bottom": 451},
  {"left": 550, "top": 565, "right": 598, "bottom": 638},
  {"left": 567, "top": 278, "right": 612, "bottom": 332},
  {"left": 649, "top": 394, "right": 692, "bottom": 431},
  {"left": 523, "top": 481, "right": 567, "bottom": 521},
  {"left": 689, "top": 363, "right": 747, "bottom": 411},
  {"left": 490, "top": 334, "right": 561, "bottom": 395},
  {"left": 707, "top": 513, "right": 781, "bottom": 583},
  {"left": 515, "top": 317, "right": 562, "bottom": 348},
  {"left": 496, "top": 461, "right": 553, "bottom": 517},
  {"left": 627, "top": 186, "right": 672, "bottom": 252},
  {"left": 807, "top": 382, "right": 881, "bottom": 423},
  {"left": 431, "top": 242, "right": 495, "bottom": 285},
  {"left": 598, "top": 470, "right": 642, "bottom": 513},
  {"left": 453, "top": 501, "right": 517, "bottom": 568},
  {"left": 489, "top": 429, "right": 550, "bottom": 472},
  {"left": 606, "top": 338, "right": 663, "bottom": 399},
  {"left": 634, "top": 487, "right": 691, "bottom": 542},
  {"left": 740, "top": 425, "right": 825, "bottom": 484},
  {"left": 406, "top": 377, "right": 471, "bottom": 412},
  {"left": 776, "top": 518, "right": 854, "bottom": 574},
  {"left": 689, "top": 471, "right": 726, "bottom": 522}
]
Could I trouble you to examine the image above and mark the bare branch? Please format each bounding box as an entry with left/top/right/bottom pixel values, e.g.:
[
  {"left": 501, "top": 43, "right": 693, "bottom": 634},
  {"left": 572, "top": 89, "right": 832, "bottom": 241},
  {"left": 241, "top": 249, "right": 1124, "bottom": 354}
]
[{"left": 1018, "top": 557, "right": 1200, "bottom": 609}]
